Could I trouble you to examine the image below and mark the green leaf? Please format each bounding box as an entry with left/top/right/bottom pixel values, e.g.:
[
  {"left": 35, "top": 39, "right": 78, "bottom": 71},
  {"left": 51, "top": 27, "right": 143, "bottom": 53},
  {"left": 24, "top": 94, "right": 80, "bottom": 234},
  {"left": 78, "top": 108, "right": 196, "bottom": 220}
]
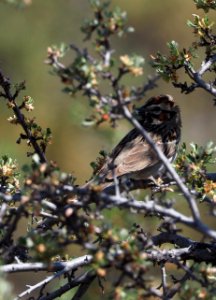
[
  {"left": 167, "top": 40, "right": 179, "bottom": 57},
  {"left": 187, "top": 19, "right": 197, "bottom": 29},
  {"left": 82, "top": 117, "right": 96, "bottom": 127}
]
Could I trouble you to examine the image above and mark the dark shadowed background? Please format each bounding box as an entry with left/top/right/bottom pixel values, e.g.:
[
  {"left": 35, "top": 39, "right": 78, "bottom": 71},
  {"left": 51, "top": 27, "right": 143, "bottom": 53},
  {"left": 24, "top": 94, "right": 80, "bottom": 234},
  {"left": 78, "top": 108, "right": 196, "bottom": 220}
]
[{"left": 0, "top": 0, "right": 215, "bottom": 298}]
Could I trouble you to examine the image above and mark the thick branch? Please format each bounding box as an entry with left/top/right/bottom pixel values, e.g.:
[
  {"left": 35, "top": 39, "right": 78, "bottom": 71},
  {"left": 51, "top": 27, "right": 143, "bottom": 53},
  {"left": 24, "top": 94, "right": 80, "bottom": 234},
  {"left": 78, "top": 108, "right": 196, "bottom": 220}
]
[
  {"left": 147, "top": 244, "right": 216, "bottom": 264},
  {"left": 0, "top": 254, "right": 93, "bottom": 273},
  {"left": 152, "top": 232, "right": 216, "bottom": 264}
]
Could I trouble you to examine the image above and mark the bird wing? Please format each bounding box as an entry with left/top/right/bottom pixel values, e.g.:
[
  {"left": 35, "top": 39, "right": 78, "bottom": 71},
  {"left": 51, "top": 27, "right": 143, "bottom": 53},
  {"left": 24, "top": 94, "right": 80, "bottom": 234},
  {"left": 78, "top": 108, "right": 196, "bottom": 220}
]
[
  {"left": 98, "top": 130, "right": 164, "bottom": 181},
  {"left": 111, "top": 136, "right": 159, "bottom": 178}
]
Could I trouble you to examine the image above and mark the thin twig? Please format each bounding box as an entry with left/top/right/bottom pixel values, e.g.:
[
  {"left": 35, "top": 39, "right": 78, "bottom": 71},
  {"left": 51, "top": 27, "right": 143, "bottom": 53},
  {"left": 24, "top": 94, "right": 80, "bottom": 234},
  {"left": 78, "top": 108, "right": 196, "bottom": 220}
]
[
  {"left": 184, "top": 56, "right": 216, "bottom": 97},
  {"left": 72, "top": 271, "right": 96, "bottom": 300},
  {"left": 39, "top": 270, "right": 96, "bottom": 300},
  {"left": 98, "top": 193, "right": 216, "bottom": 239},
  {"left": 161, "top": 264, "right": 168, "bottom": 300},
  {"left": 0, "top": 70, "right": 47, "bottom": 163}
]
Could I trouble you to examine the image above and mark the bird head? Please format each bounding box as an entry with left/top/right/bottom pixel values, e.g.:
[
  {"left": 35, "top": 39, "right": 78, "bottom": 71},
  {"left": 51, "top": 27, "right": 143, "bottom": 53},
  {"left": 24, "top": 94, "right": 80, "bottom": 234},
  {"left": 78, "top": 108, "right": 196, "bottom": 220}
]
[{"left": 136, "top": 94, "right": 181, "bottom": 128}]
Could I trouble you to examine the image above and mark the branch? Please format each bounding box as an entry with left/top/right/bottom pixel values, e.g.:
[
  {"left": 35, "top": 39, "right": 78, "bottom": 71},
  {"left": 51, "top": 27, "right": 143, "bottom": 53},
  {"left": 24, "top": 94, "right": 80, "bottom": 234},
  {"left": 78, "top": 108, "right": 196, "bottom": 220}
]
[
  {"left": 0, "top": 204, "right": 24, "bottom": 247},
  {"left": 152, "top": 232, "right": 193, "bottom": 247},
  {"left": 72, "top": 271, "right": 96, "bottom": 300},
  {"left": 184, "top": 55, "right": 216, "bottom": 97},
  {"left": 14, "top": 256, "right": 93, "bottom": 299},
  {"left": 146, "top": 245, "right": 216, "bottom": 264},
  {"left": 39, "top": 270, "right": 96, "bottom": 300},
  {"left": 151, "top": 232, "right": 216, "bottom": 264},
  {"left": 206, "top": 172, "right": 216, "bottom": 182},
  {"left": 0, "top": 254, "right": 93, "bottom": 273},
  {"left": 198, "top": 55, "right": 216, "bottom": 76},
  {"left": 131, "top": 74, "right": 160, "bottom": 99},
  {"left": 161, "top": 264, "right": 168, "bottom": 299},
  {"left": 0, "top": 70, "right": 47, "bottom": 163},
  {"left": 96, "top": 192, "right": 216, "bottom": 239},
  {"left": 0, "top": 191, "right": 21, "bottom": 203},
  {"left": 17, "top": 270, "right": 95, "bottom": 300}
]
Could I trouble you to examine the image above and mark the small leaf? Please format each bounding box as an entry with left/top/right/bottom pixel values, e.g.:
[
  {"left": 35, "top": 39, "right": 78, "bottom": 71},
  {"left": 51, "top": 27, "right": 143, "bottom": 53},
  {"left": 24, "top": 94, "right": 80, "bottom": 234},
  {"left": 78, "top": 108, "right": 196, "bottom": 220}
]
[{"left": 82, "top": 118, "right": 96, "bottom": 127}]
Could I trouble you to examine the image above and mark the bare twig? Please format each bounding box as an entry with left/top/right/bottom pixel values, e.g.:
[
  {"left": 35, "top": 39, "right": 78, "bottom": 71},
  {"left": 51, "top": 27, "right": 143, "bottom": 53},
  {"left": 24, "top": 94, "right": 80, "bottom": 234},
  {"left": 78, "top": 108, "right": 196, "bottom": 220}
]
[
  {"left": 184, "top": 55, "right": 216, "bottom": 97},
  {"left": 131, "top": 74, "right": 160, "bottom": 99},
  {"left": 72, "top": 271, "right": 96, "bottom": 300},
  {"left": 0, "top": 254, "right": 93, "bottom": 273},
  {"left": 97, "top": 193, "right": 216, "bottom": 239},
  {"left": 0, "top": 203, "right": 7, "bottom": 223},
  {"left": 161, "top": 264, "right": 168, "bottom": 300},
  {"left": 39, "top": 270, "right": 96, "bottom": 300},
  {"left": 0, "top": 204, "right": 25, "bottom": 247},
  {"left": 14, "top": 256, "right": 93, "bottom": 299}
]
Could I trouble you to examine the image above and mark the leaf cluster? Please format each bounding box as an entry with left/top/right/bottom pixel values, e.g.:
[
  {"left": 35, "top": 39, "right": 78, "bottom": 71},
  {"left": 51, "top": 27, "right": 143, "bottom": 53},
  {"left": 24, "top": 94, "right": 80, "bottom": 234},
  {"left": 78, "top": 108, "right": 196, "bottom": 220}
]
[
  {"left": 0, "top": 155, "right": 19, "bottom": 194},
  {"left": 194, "top": 0, "right": 216, "bottom": 12},
  {"left": 151, "top": 7, "right": 216, "bottom": 96},
  {"left": 175, "top": 142, "right": 216, "bottom": 199},
  {"left": 45, "top": 0, "right": 148, "bottom": 127}
]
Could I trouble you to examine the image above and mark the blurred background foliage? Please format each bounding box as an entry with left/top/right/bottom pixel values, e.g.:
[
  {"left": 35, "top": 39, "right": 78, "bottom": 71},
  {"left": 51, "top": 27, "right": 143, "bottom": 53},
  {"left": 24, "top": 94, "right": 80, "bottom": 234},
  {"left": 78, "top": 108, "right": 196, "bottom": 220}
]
[
  {"left": 0, "top": 1, "right": 216, "bottom": 298},
  {"left": 0, "top": 0, "right": 215, "bottom": 186}
]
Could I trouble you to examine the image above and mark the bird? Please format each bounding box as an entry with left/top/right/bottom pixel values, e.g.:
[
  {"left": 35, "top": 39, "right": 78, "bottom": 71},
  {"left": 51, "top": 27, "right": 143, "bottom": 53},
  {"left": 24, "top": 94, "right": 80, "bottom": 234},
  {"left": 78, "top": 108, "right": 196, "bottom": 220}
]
[{"left": 85, "top": 94, "right": 181, "bottom": 192}]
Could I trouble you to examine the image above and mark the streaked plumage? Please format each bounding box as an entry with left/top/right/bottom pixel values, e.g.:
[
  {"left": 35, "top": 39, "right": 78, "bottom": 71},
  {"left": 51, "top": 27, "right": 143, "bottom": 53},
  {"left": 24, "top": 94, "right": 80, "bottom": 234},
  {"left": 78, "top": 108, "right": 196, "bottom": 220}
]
[{"left": 88, "top": 94, "right": 181, "bottom": 190}]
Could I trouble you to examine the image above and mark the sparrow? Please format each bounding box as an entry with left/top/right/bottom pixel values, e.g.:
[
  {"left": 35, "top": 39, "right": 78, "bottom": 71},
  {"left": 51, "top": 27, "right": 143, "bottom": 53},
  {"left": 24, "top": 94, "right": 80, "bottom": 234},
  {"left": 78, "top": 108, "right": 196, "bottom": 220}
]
[{"left": 86, "top": 94, "right": 181, "bottom": 191}]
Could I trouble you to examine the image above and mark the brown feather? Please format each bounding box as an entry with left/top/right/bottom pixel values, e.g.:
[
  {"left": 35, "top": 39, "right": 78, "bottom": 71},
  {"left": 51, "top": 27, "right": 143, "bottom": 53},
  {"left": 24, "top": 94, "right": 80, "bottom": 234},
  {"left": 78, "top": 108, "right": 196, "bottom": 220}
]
[{"left": 86, "top": 94, "right": 181, "bottom": 190}]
